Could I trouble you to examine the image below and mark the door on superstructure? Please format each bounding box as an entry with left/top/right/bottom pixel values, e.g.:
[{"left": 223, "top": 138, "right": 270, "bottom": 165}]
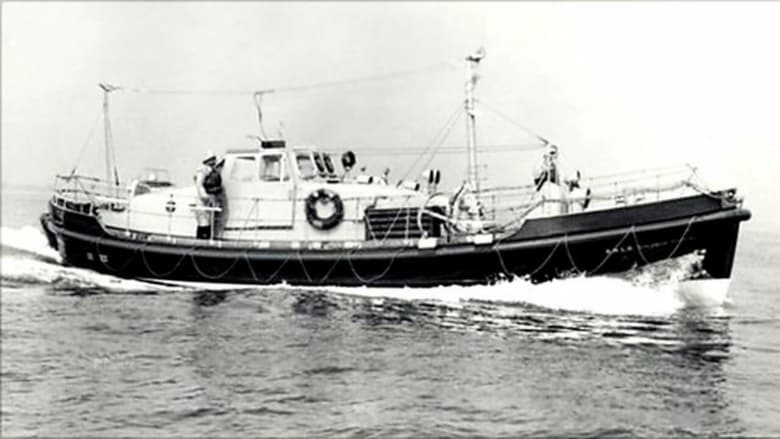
[{"left": 222, "top": 151, "right": 295, "bottom": 237}]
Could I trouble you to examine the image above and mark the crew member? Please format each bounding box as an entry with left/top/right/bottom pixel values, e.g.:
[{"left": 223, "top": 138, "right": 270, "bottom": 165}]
[
  {"left": 532, "top": 144, "right": 560, "bottom": 191},
  {"left": 209, "top": 157, "right": 227, "bottom": 236},
  {"left": 194, "top": 152, "right": 222, "bottom": 239}
]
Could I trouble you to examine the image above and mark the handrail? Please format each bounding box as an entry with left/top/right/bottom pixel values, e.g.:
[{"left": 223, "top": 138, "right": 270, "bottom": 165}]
[{"left": 51, "top": 166, "right": 710, "bottom": 241}]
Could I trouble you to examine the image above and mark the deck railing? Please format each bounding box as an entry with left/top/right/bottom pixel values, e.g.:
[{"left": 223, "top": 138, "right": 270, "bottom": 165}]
[{"left": 52, "top": 164, "right": 710, "bottom": 240}]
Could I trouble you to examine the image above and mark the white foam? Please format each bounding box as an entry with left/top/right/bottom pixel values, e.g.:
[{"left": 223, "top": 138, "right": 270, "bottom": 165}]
[
  {"left": 325, "top": 275, "right": 687, "bottom": 317},
  {"left": 677, "top": 279, "right": 731, "bottom": 308},
  {"left": 0, "top": 255, "right": 186, "bottom": 293},
  {"left": 0, "top": 225, "right": 61, "bottom": 263}
]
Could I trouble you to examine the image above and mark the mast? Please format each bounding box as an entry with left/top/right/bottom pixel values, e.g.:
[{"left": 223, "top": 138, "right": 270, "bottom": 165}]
[
  {"left": 99, "top": 83, "right": 119, "bottom": 186},
  {"left": 465, "top": 47, "right": 485, "bottom": 196}
]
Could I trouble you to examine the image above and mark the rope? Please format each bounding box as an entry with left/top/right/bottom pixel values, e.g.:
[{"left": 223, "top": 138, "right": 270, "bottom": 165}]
[
  {"left": 366, "top": 196, "right": 414, "bottom": 243},
  {"left": 244, "top": 252, "right": 260, "bottom": 282},
  {"left": 413, "top": 108, "right": 464, "bottom": 178},
  {"left": 296, "top": 252, "right": 312, "bottom": 283},
  {"left": 475, "top": 99, "right": 551, "bottom": 146},
  {"left": 95, "top": 235, "right": 138, "bottom": 272},
  {"left": 69, "top": 107, "right": 104, "bottom": 177},
  {"left": 494, "top": 241, "right": 514, "bottom": 277},
  {"left": 631, "top": 228, "right": 653, "bottom": 266},
  {"left": 189, "top": 253, "right": 240, "bottom": 281},
  {"left": 562, "top": 234, "right": 584, "bottom": 275},
  {"left": 529, "top": 239, "right": 562, "bottom": 276},
  {"left": 139, "top": 245, "right": 189, "bottom": 277},
  {"left": 493, "top": 214, "right": 698, "bottom": 281},
  {"left": 346, "top": 247, "right": 405, "bottom": 284},
  {"left": 399, "top": 102, "right": 463, "bottom": 182},
  {"left": 494, "top": 237, "right": 563, "bottom": 279},
  {"left": 587, "top": 227, "right": 633, "bottom": 274},
  {"left": 319, "top": 251, "right": 345, "bottom": 283},
  {"left": 100, "top": 60, "right": 456, "bottom": 97},
  {"left": 261, "top": 255, "right": 291, "bottom": 284},
  {"left": 632, "top": 216, "right": 697, "bottom": 265},
  {"left": 666, "top": 216, "right": 696, "bottom": 259},
  {"left": 236, "top": 199, "right": 260, "bottom": 241}
]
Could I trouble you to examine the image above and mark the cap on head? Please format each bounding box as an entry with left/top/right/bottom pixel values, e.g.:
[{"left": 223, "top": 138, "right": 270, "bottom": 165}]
[
  {"left": 546, "top": 144, "right": 559, "bottom": 157},
  {"left": 203, "top": 151, "right": 217, "bottom": 165}
]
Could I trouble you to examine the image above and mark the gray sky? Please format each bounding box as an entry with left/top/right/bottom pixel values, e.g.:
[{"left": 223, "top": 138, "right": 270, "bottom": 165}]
[{"left": 2, "top": 2, "right": 778, "bottom": 228}]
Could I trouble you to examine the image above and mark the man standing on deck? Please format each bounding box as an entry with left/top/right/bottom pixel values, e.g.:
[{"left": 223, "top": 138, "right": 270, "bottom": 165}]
[
  {"left": 194, "top": 152, "right": 221, "bottom": 239},
  {"left": 533, "top": 144, "right": 561, "bottom": 191}
]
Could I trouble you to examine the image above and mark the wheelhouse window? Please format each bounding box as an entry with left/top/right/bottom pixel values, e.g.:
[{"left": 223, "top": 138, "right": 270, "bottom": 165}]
[
  {"left": 296, "top": 153, "right": 317, "bottom": 180},
  {"left": 230, "top": 156, "right": 257, "bottom": 181},
  {"left": 260, "top": 154, "right": 289, "bottom": 181}
]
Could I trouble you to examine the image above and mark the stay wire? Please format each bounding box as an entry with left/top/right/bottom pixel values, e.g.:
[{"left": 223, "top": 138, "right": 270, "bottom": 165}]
[
  {"left": 101, "top": 60, "right": 457, "bottom": 97},
  {"left": 69, "top": 106, "right": 104, "bottom": 177},
  {"left": 475, "top": 99, "right": 551, "bottom": 147},
  {"left": 399, "top": 102, "right": 463, "bottom": 182}
]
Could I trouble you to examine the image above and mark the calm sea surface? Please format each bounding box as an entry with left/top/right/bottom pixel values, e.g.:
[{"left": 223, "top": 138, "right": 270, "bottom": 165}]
[{"left": 2, "top": 187, "right": 779, "bottom": 437}]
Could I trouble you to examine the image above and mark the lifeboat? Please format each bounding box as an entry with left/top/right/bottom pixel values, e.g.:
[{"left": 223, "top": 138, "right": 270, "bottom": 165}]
[{"left": 40, "top": 49, "right": 750, "bottom": 288}]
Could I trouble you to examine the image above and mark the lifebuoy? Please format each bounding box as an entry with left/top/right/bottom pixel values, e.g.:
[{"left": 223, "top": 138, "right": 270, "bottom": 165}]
[{"left": 305, "top": 189, "right": 344, "bottom": 230}]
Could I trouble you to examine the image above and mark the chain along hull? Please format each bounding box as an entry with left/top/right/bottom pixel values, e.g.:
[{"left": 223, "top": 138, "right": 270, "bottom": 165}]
[{"left": 40, "top": 193, "right": 750, "bottom": 287}]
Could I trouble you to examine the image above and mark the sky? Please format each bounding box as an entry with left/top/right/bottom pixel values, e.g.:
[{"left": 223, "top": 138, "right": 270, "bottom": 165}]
[{"left": 2, "top": 2, "right": 779, "bottom": 229}]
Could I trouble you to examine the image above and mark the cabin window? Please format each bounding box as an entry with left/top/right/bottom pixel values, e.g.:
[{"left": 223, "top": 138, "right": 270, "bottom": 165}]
[
  {"left": 260, "top": 154, "right": 289, "bottom": 182},
  {"left": 296, "top": 153, "right": 317, "bottom": 180},
  {"left": 230, "top": 156, "right": 257, "bottom": 181}
]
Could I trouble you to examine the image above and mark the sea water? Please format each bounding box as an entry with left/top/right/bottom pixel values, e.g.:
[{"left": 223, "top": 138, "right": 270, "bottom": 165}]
[{"left": 2, "top": 186, "right": 779, "bottom": 437}]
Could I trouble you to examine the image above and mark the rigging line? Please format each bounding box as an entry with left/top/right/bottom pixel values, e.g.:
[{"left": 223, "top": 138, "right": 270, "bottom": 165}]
[
  {"left": 416, "top": 110, "right": 464, "bottom": 177},
  {"left": 401, "top": 103, "right": 461, "bottom": 180},
  {"left": 398, "top": 102, "right": 463, "bottom": 182},
  {"left": 69, "top": 106, "right": 104, "bottom": 176},
  {"left": 102, "top": 60, "right": 457, "bottom": 97},
  {"left": 108, "top": 86, "right": 251, "bottom": 96},
  {"left": 259, "top": 60, "right": 457, "bottom": 95},
  {"left": 475, "top": 99, "right": 551, "bottom": 146}
]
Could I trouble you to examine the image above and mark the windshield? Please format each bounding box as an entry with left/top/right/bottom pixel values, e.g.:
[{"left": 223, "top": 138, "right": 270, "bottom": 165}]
[{"left": 296, "top": 153, "right": 317, "bottom": 180}]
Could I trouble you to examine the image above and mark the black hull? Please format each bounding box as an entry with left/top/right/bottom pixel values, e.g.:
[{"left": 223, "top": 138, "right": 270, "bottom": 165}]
[{"left": 41, "top": 193, "right": 750, "bottom": 287}]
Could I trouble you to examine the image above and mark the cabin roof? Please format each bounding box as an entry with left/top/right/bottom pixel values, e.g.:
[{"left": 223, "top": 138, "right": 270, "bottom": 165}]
[{"left": 225, "top": 145, "right": 319, "bottom": 155}]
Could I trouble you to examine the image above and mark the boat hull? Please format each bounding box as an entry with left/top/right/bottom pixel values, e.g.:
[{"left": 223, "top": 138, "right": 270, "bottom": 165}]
[{"left": 40, "top": 193, "right": 750, "bottom": 287}]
